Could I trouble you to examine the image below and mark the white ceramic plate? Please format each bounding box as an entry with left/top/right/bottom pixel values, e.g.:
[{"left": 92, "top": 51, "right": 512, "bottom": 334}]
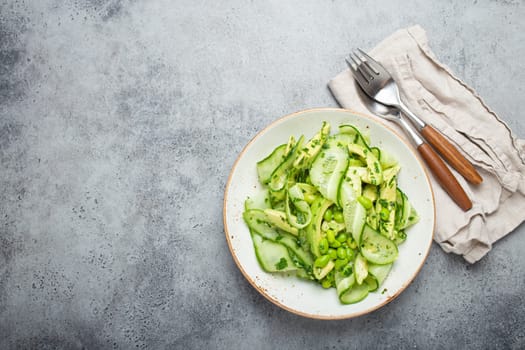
[{"left": 223, "top": 108, "right": 435, "bottom": 319}]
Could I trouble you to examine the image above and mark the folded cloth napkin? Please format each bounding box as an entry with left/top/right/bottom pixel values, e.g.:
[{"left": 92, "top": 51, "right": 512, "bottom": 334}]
[{"left": 328, "top": 25, "right": 525, "bottom": 263}]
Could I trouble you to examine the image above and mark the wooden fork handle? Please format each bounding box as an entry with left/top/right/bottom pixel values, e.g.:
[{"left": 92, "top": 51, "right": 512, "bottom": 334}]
[
  {"left": 420, "top": 125, "right": 483, "bottom": 185},
  {"left": 418, "top": 143, "right": 472, "bottom": 211}
]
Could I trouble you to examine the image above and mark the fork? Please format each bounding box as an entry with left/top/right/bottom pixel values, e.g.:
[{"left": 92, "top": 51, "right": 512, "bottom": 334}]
[
  {"left": 347, "top": 49, "right": 474, "bottom": 211},
  {"left": 347, "top": 49, "right": 482, "bottom": 186}
]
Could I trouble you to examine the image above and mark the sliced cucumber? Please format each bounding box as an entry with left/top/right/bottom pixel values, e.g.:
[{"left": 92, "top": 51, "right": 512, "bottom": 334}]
[
  {"left": 340, "top": 283, "right": 369, "bottom": 304},
  {"left": 338, "top": 124, "right": 371, "bottom": 149},
  {"left": 364, "top": 275, "right": 379, "bottom": 292},
  {"left": 338, "top": 165, "right": 366, "bottom": 244},
  {"left": 285, "top": 184, "right": 312, "bottom": 229},
  {"left": 306, "top": 197, "right": 333, "bottom": 257},
  {"left": 310, "top": 136, "right": 349, "bottom": 205},
  {"left": 394, "top": 188, "right": 419, "bottom": 230},
  {"left": 269, "top": 135, "right": 305, "bottom": 191},
  {"left": 245, "top": 190, "right": 271, "bottom": 211},
  {"left": 341, "top": 196, "right": 366, "bottom": 245},
  {"left": 370, "top": 147, "right": 381, "bottom": 161},
  {"left": 406, "top": 206, "right": 419, "bottom": 228},
  {"left": 251, "top": 232, "right": 297, "bottom": 272},
  {"left": 243, "top": 209, "right": 313, "bottom": 268},
  {"left": 360, "top": 224, "right": 398, "bottom": 265},
  {"left": 335, "top": 271, "right": 355, "bottom": 297},
  {"left": 380, "top": 149, "right": 398, "bottom": 169},
  {"left": 330, "top": 132, "right": 355, "bottom": 148},
  {"left": 256, "top": 144, "right": 287, "bottom": 184},
  {"left": 394, "top": 188, "right": 406, "bottom": 230},
  {"left": 263, "top": 208, "right": 299, "bottom": 236},
  {"left": 368, "top": 263, "right": 392, "bottom": 286}
]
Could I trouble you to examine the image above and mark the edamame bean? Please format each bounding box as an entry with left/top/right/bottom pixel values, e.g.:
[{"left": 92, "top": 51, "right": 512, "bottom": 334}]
[
  {"left": 336, "top": 233, "right": 348, "bottom": 243},
  {"left": 321, "top": 279, "right": 332, "bottom": 289},
  {"left": 337, "top": 247, "right": 347, "bottom": 259},
  {"left": 357, "top": 196, "right": 373, "bottom": 209},
  {"left": 326, "top": 229, "right": 336, "bottom": 243},
  {"left": 323, "top": 208, "right": 333, "bottom": 222},
  {"left": 346, "top": 248, "right": 355, "bottom": 261},
  {"left": 380, "top": 207, "right": 390, "bottom": 221},
  {"left": 333, "top": 211, "right": 344, "bottom": 223},
  {"left": 314, "top": 254, "right": 331, "bottom": 268},
  {"left": 334, "top": 258, "right": 349, "bottom": 271},
  {"left": 318, "top": 238, "right": 329, "bottom": 255},
  {"left": 329, "top": 239, "right": 341, "bottom": 248},
  {"left": 328, "top": 248, "right": 337, "bottom": 260}
]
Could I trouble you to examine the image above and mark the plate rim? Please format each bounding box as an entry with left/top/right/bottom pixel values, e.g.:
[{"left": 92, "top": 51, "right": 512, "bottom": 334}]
[{"left": 223, "top": 107, "right": 436, "bottom": 320}]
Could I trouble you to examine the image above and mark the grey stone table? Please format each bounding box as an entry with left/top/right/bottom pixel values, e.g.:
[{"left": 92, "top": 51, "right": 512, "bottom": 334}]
[{"left": 1, "top": 1, "right": 524, "bottom": 349}]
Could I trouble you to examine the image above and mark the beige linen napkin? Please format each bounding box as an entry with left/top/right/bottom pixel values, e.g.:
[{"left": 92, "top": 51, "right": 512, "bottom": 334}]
[{"left": 328, "top": 25, "right": 525, "bottom": 263}]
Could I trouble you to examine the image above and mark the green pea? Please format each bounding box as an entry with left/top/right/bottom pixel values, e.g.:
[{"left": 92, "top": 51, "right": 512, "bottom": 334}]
[
  {"left": 346, "top": 248, "right": 355, "bottom": 261},
  {"left": 314, "top": 254, "right": 331, "bottom": 268},
  {"left": 357, "top": 196, "right": 373, "bottom": 209},
  {"left": 321, "top": 279, "right": 332, "bottom": 289},
  {"left": 328, "top": 248, "right": 337, "bottom": 260},
  {"left": 334, "top": 258, "right": 349, "bottom": 271},
  {"left": 326, "top": 229, "right": 336, "bottom": 243},
  {"left": 337, "top": 247, "right": 347, "bottom": 259},
  {"left": 333, "top": 211, "right": 344, "bottom": 223},
  {"left": 329, "top": 239, "right": 341, "bottom": 248},
  {"left": 323, "top": 208, "right": 333, "bottom": 222},
  {"left": 380, "top": 207, "right": 390, "bottom": 221},
  {"left": 318, "top": 238, "right": 329, "bottom": 255},
  {"left": 336, "top": 233, "right": 348, "bottom": 243}
]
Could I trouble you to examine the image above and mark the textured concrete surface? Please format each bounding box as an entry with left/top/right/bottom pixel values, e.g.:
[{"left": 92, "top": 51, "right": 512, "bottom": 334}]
[{"left": 1, "top": 0, "right": 524, "bottom": 349}]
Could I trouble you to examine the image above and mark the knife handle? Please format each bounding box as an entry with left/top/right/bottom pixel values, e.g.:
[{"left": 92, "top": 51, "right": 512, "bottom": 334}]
[
  {"left": 417, "top": 143, "right": 472, "bottom": 211},
  {"left": 420, "top": 125, "right": 482, "bottom": 185}
]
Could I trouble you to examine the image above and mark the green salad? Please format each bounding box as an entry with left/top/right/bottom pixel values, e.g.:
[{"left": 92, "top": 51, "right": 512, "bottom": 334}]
[{"left": 243, "top": 122, "right": 419, "bottom": 304}]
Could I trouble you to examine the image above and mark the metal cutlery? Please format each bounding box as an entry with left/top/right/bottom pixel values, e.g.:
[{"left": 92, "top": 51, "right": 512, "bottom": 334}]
[
  {"left": 346, "top": 49, "right": 483, "bottom": 186},
  {"left": 346, "top": 49, "right": 475, "bottom": 211}
]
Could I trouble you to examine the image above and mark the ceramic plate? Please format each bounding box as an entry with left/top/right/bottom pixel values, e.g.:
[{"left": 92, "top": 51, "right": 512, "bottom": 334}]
[{"left": 223, "top": 108, "right": 435, "bottom": 319}]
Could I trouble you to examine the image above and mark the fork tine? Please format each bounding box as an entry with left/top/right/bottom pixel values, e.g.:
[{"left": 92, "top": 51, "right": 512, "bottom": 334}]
[
  {"left": 347, "top": 52, "right": 362, "bottom": 70},
  {"left": 346, "top": 54, "right": 369, "bottom": 87},
  {"left": 350, "top": 52, "right": 373, "bottom": 79},
  {"left": 356, "top": 48, "right": 382, "bottom": 74},
  {"left": 352, "top": 50, "right": 378, "bottom": 80},
  {"left": 344, "top": 56, "right": 356, "bottom": 71}
]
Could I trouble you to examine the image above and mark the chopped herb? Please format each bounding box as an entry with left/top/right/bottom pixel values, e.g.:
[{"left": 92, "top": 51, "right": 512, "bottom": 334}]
[{"left": 275, "top": 258, "right": 288, "bottom": 270}]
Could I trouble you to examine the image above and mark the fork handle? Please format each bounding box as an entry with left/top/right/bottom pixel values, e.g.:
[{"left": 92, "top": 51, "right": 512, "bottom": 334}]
[
  {"left": 420, "top": 125, "right": 483, "bottom": 185},
  {"left": 417, "top": 143, "right": 472, "bottom": 211}
]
